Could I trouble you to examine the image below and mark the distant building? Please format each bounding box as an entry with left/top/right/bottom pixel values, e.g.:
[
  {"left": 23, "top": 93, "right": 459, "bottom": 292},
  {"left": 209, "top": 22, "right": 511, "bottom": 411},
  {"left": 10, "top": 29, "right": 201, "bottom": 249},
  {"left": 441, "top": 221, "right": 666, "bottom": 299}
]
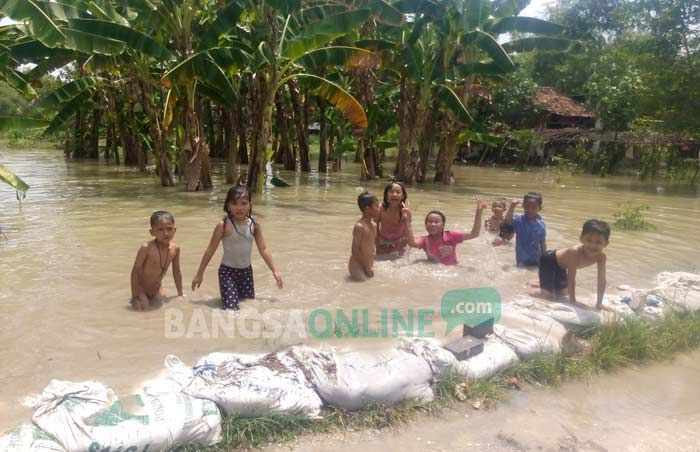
[{"left": 530, "top": 87, "right": 596, "bottom": 129}]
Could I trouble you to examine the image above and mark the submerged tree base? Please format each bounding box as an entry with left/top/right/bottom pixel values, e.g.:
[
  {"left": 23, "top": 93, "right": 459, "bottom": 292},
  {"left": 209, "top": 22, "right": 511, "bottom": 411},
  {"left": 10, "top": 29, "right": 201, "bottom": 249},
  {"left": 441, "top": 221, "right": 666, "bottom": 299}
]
[{"left": 178, "top": 311, "right": 700, "bottom": 451}]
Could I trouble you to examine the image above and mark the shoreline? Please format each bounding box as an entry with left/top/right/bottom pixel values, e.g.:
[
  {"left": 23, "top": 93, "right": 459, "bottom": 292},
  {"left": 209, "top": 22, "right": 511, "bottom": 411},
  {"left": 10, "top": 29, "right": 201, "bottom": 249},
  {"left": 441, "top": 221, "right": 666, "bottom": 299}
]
[{"left": 178, "top": 309, "right": 700, "bottom": 451}]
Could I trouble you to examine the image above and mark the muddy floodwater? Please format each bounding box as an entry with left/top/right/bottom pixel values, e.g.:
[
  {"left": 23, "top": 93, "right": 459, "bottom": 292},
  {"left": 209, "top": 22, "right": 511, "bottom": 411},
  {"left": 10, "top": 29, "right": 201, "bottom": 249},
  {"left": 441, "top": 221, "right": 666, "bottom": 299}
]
[{"left": 1, "top": 146, "right": 699, "bottom": 431}]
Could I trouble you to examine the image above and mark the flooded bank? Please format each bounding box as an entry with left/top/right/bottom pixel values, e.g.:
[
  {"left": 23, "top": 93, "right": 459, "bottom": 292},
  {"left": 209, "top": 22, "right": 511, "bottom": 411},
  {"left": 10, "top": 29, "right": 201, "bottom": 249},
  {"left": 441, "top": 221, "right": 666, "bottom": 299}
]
[
  {"left": 1, "top": 146, "right": 699, "bottom": 430},
  {"left": 262, "top": 350, "right": 700, "bottom": 452}
]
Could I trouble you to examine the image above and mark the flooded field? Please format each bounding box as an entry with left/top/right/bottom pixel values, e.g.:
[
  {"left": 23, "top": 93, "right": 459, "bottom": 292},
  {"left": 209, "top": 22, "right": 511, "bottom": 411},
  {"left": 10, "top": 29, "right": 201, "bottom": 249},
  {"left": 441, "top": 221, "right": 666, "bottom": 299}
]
[{"left": 1, "top": 146, "right": 699, "bottom": 430}]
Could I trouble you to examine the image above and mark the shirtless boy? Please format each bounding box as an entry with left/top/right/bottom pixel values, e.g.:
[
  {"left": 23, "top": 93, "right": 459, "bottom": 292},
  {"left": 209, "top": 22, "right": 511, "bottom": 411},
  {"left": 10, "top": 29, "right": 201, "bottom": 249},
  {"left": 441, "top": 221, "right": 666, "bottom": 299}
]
[
  {"left": 130, "top": 211, "right": 183, "bottom": 310},
  {"left": 349, "top": 192, "right": 381, "bottom": 282},
  {"left": 532, "top": 219, "right": 610, "bottom": 310}
]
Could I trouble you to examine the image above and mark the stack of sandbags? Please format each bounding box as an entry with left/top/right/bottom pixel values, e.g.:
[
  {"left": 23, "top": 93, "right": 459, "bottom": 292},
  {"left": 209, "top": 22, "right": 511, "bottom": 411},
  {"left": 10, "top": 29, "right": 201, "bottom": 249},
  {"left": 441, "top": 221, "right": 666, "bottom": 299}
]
[
  {"left": 656, "top": 272, "right": 700, "bottom": 312},
  {"left": 31, "top": 380, "right": 222, "bottom": 452},
  {"left": 289, "top": 346, "right": 435, "bottom": 411},
  {"left": 511, "top": 297, "right": 601, "bottom": 333},
  {"left": 495, "top": 303, "right": 568, "bottom": 359},
  {"left": 0, "top": 425, "right": 65, "bottom": 452},
  {"left": 452, "top": 338, "right": 520, "bottom": 379},
  {"left": 165, "top": 350, "right": 324, "bottom": 418},
  {"left": 397, "top": 337, "right": 458, "bottom": 378}
]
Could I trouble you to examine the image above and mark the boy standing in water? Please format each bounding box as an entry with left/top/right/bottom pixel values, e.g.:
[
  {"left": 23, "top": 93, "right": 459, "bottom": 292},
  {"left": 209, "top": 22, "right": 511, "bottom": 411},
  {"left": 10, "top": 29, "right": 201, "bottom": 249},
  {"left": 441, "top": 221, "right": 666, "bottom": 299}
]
[
  {"left": 349, "top": 192, "right": 381, "bottom": 281},
  {"left": 533, "top": 219, "right": 610, "bottom": 310},
  {"left": 130, "top": 211, "right": 183, "bottom": 310},
  {"left": 505, "top": 192, "right": 546, "bottom": 266}
]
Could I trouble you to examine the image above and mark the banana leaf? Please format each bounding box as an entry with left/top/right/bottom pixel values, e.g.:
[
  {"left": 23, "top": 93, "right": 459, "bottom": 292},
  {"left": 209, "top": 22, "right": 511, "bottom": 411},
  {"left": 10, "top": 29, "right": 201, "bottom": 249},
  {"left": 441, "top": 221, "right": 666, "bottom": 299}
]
[
  {"left": 502, "top": 37, "right": 574, "bottom": 52},
  {"left": 458, "top": 130, "right": 503, "bottom": 146},
  {"left": 434, "top": 84, "right": 472, "bottom": 123},
  {"left": 488, "top": 17, "right": 564, "bottom": 36},
  {"left": 200, "top": 0, "right": 244, "bottom": 47},
  {"left": 0, "top": 163, "right": 29, "bottom": 192},
  {"left": 67, "top": 18, "right": 174, "bottom": 61},
  {"left": 454, "top": 61, "right": 505, "bottom": 77},
  {"left": 43, "top": 88, "right": 94, "bottom": 135},
  {"left": 460, "top": 30, "right": 514, "bottom": 71},
  {"left": 39, "top": 76, "right": 103, "bottom": 109},
  {"left": 62, "top": 28, "right": 127, "bottom": 55},
  {"left": 283, "top": 9, "right": 371, "bottom": 61},
  {"left": 0, "top": 0, "right": 65, "bottom": 47},
  {"left": 0, "top": 116, "right": 49, "bottom": 130},
  {"left": 293, "top": 73, "right": 367, "bottom": 136},
  {"left": 294, "top": 46, "right": 380, "bottom": 70},
  {"left": 270, "top": 176, "right": 290, "bottom": 187},
  {"left": 161, "top": 51, "right": 238, "bottom": 102}
]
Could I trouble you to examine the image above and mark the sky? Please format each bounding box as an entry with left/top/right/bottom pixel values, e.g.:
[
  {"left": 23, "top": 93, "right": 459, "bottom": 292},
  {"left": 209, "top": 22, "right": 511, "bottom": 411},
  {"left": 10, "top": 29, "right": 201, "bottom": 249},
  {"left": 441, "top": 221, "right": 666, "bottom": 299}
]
[{"left": 519, "top": 0, "right": 555, "bottom": 19}]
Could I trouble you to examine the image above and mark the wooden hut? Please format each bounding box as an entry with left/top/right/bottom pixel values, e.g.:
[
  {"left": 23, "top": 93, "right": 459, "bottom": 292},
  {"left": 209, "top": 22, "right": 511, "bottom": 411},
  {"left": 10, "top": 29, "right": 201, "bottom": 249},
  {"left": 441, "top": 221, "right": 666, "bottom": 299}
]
[{"left": 530, "top": 87, "right": 596, "bottom": 129}]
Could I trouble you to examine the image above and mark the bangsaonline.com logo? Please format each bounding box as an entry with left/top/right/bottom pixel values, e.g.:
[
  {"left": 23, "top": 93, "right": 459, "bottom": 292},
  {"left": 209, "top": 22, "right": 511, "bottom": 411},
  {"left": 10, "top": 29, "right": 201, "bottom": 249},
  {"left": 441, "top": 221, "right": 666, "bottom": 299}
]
[{"left": 164, "top": 287, "right": 501, "bottom": 339}]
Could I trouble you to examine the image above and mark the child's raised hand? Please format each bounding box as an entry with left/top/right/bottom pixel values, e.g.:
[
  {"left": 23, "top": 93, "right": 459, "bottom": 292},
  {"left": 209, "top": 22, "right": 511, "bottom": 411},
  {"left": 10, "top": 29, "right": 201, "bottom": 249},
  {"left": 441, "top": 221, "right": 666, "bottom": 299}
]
[
  {"left": 273, "top": 271, "right": 284, "bottom": 289},
  {"left": 510, "top": 198, "right": 520, "bottom": 206},
  {"left": 191, "top": 274, "right": 203, "bottom": 291},
  {"left": 401, "top": 201, "right": 412, "bottom": 223},
  {"left": 475, "top": 195, "right": 487, "bottom": 211}
]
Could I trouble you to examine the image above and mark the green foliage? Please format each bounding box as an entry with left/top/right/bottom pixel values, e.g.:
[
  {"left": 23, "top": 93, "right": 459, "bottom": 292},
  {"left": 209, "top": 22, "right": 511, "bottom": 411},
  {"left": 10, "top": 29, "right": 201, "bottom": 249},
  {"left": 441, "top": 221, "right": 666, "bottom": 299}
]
[{"left": 612, "top": 204, "right": 655, "bottom": 230}]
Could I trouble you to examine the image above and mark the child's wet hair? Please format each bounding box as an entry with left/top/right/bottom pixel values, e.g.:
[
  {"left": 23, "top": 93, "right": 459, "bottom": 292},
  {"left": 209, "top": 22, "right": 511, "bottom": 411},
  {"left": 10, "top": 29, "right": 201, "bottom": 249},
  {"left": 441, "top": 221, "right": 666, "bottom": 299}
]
[
  {"left": 223, "top": 185, "right": 255, "bottom": 236},
  {"left": 382, "top": 181, "right": 407, "bottom": 209},
  {"left": 523, "top": 192, "right": 543, "bottom": 207},
  {"left": 357, "top": 191, "right": 378, "bottom": 211},
  {"left": 150, "top": 210, "right": 174, "bottom": 226},
  {"left": 492, "top": 199, "right": 507, "bottom": 209},
  {"left": 425, "top": 210, "right": 446, "bottom": 225},
  {"left": 582, "top": 219, "right": 611, "bottom": 241}
]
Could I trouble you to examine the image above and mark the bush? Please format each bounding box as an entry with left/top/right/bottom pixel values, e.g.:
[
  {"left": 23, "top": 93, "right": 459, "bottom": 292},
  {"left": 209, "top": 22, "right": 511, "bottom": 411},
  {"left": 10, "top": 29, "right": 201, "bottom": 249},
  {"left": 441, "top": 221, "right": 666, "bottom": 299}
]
[{"left": 613, "top": 204, "right": 655, "bottom": 230}]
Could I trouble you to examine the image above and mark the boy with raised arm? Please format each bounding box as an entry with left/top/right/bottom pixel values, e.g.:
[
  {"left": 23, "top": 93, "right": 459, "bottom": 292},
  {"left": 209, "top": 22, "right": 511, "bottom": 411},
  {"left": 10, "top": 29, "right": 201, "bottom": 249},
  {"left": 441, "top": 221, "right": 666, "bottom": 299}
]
[
  {"left": 505, "top": 192, "right": 546, "bottom": 266},
  {"left": 533, "top": 219, "right": 610, "bottom": 310}
]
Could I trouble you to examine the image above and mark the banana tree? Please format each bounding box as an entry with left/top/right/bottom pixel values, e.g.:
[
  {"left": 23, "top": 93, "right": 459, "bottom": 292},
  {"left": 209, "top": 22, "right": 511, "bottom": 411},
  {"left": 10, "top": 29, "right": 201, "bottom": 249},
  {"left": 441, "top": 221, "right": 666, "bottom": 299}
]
[
  {"left": 162, "top": 1, "right": 398, "bottom": 191},
  {"left": 387, "top": 0, "right": 571, "bottom": 184}
]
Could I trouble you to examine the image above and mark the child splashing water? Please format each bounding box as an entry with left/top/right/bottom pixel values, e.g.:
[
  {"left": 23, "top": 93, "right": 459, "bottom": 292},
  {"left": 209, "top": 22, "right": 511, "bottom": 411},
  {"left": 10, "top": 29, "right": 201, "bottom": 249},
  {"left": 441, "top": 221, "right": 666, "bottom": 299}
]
[
  {"left": 192, "top": 186, "right": 283, "bottom": 310},
  {"left": 406, "top": 196, "right": 488, "bottom": 265},
  {"left": 376, "top": 182, "right": 411, "bottom": 260}
]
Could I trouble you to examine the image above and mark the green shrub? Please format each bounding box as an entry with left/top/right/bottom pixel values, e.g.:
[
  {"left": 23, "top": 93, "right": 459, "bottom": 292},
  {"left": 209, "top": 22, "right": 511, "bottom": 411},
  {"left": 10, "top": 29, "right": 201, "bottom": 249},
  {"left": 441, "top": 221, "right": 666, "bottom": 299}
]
[{"left": 613, "top": 204, "right": 655, "bottom": 230}]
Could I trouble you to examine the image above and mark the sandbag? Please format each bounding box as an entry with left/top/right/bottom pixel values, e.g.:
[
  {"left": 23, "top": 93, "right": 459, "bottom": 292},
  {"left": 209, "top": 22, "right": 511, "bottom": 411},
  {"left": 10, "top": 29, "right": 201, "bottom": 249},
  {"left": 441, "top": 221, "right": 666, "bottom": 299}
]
[
  {"left": 656, "top": 272, "right": 700, "bottom": 312},
  {"left": 511, "top": 297, "right": 600, "bottom": 333},
  {"left": 629, "top": 288, "right": 668, "bottom": 321},
  {"left": 0, "top": 425, "right": 65, "bottom": 452},
  {"left": 398, "top": 337, "right": 458, "bottom": 378},
  {"left": 295, "top": 348, "right": 435, "bottom": 411},
  {"left": 32, "top": 380, "right": 222, "bottom": 452},
  {"left": 601, "top": 295, "right": 636, "bottom": 319},
  {"left": 165, "top": 351, "right": 324, "bottom": 418},
  {"left": 453, "top": 339, "right": 520, "bottom": 380},
  {"left": 496, "top": 304, "right": 568, "bottom": 358}
]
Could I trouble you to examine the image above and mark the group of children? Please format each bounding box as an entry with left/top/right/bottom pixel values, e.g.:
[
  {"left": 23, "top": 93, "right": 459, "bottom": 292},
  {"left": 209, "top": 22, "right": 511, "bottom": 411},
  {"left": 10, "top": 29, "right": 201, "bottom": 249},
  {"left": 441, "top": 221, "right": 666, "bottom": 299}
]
[
  {"left": 349, "top": 183, "right": 611, "bottom": 309},
  {"left": 130, "top": 182, "right": 611, "bottom": 313}
]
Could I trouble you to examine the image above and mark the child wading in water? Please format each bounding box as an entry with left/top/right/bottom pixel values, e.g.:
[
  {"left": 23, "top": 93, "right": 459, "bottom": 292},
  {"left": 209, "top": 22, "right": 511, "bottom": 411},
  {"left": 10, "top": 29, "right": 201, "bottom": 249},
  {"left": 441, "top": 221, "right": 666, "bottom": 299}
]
[
  {"left": 349, "top": 191, "right": 381, "bottom": 281},
  {"left": 376, "top": 182, "right": 410, "bottom": 260},
  {"left": 130, "top": 211, "right": 183, "bottom": 311},
  {"left": 406, "top": 196, "right": 487, "bottom": 265},
  {"left": 485, "top": 199, "right": 514, "bottom": 246},
  {"left": 192, "top": 186, "right": 283, "bottom": 310},
  {"left": 505, "top": 192, "right": 546, "bottom": 266},
  {"left": 532, "top": 219, "right": 610, "bottom": 310}
]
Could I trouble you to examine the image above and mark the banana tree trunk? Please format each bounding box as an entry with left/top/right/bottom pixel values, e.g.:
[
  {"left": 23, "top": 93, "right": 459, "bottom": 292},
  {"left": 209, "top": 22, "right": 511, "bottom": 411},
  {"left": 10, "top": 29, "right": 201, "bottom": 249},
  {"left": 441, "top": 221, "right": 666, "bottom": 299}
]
[
  {"left": 87, "top": 106, "right": 101, "bottom": 159},
  {"left": 318, "top": 99, "right": 327, "bottom": 173},
  {"left": 396, "top": 78, "right": 417, "bottom": 183},
  {"left": 223, "top": 108, "right": 238, "bottom": 184},
  {"left": 236, "top": 100, "right": 249, "bottom": 165},
  {"left": 247, "top": 69, "right": 276, "bottom": 192},
  {"left": 274, "top": 92, "right": 293, "bottom": 168},
  {"left": 72, "top": 110, "right": 86, "bottom": 159},
  {"left": 137, "top": 75, "right": 174, "bottom": 186},
  {"left": 434, "top": 116, "right": 459, "bottom": 184},
  {"left": 289, "top": 81, "right": 310, "bottom": 172}
]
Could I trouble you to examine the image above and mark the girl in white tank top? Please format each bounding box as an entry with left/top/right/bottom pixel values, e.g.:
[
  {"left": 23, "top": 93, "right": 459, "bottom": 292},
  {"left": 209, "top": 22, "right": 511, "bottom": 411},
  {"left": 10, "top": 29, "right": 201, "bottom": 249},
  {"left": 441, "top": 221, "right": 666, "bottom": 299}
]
[{"left": 192, "top": 186, "right": 284, "bottom": 310}]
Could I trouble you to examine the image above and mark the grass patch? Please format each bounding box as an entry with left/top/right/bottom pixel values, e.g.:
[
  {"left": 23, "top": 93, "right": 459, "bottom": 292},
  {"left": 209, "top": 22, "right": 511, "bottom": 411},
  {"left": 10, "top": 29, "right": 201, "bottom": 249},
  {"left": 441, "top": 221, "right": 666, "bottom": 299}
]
[
  {"left": 613, "top": 204, "right": 655, "bottom": 230},
  {"left": 180, "top": 311, "right": 700, "bottom": 451}
]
